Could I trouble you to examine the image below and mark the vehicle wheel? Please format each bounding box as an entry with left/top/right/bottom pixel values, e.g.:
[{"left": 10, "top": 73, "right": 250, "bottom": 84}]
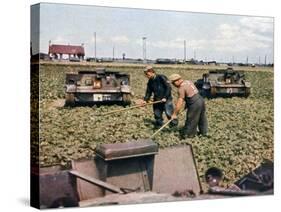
[
  {"left": 201, "top": 89, "right": 209, "bottom": 98},
  {"left": 244, "top": 88, "right": 251, "bottom": 97},
  {"left": 210, "top": 87, "right": 216, "bottom": 97},
  {"left": 65, "top": 93, "right": 75, "bottom": 107},
  {"left": 122, "top": 93, "right": 131, "bottom": 106}
]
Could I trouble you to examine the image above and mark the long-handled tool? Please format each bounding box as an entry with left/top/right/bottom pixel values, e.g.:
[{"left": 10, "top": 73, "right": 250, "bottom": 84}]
[
  {"left": 151, "top": 119, "right": 173, "bottom": 138},
  {"left": 100, "top": 100, "right": 163, "bottom": 116},
  {"left": 150, "top": 110, "right": 184, "bottom": 138},
  {"left": 69, "top": 170, "right": 125, "bottom": 194}
]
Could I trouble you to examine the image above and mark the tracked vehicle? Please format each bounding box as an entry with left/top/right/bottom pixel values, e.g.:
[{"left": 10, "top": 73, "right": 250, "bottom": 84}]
[
  {"left": 34, "top": 140, "right": 273, "bottom": 208},
  {"left": 195, "top": 68, "right": 251, "bottom": 98},
  {"left": 65, "top": 68, "right": 132, "bottom": 106}
]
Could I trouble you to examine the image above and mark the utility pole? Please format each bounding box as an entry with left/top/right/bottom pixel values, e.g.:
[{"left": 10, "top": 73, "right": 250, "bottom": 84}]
[
  {"left": 48, "top": 40, "right": 51, "bottom": 57},
  {"left": 184, "top": 40, "right": 186, "bottom": 62},
  {"left": 113, "top": 46, "right": 115, "bottom": 61},
  {"left": 264, "top": 55, "right": 267, "bottom": 66},
  {"left": 194, "top": 50, "right": 196, "bottom": 60},
  {"left": 246, "top": 56, "right": 248, "bottom": 65},
  {"left": 142, "top": 37, "right": 147, "bottom": 63},
  {"left": 94, "top": 32, "right": 97, "bottom": 62},
  {"left": 259, "top": 56, "right": 261, "bottom": 65}
]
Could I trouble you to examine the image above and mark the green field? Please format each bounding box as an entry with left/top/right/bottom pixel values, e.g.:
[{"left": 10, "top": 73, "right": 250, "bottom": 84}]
[{"left": 37, "top": 62, "right": 273, "bottom": 190}]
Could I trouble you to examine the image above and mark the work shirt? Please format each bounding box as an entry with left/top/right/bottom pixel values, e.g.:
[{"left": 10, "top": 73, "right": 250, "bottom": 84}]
[
  {"left": 144, "top": 74, "right": 172, "bottom": 101},
  {"left": 178, "top": 80, "right": 199, "bottom": 99}
]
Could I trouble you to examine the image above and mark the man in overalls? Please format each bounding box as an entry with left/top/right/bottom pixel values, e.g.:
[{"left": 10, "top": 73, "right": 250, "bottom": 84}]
[
  {"left": 169, "top": 74, "right": 208, "bottom": 138},
  {"left": 139, "top": 66, "right": 178, "bottom": 128}
]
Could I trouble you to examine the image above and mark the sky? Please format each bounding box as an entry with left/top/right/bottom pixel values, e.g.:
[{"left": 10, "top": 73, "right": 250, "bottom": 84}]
[{"left": 32, "top": 3, "right": 274, "bottom": 64}]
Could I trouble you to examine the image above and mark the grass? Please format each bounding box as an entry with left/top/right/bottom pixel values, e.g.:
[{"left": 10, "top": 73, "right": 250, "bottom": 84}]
[{"left": 36, "top": 62, "right": 273, "bottom": 190}]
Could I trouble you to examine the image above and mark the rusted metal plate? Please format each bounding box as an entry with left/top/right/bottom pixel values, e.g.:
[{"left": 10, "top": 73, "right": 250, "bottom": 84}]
[
  {"left": 79, "top": 192, "right": 227, "bottom": 207},
  {"left": 40, "top": 165, "right": 62, "bottom": 174},
  {"left": 96, "top": 139, "right": 158, "bottom": 161},
  {"left": 71, "top": 158, "right": 104, "bottom": 201},
  {"left": 39, "top": 170, "right": 79, "bottom": 208},
  {"left": 208, "top": 186, "right": 257, "bottom": 196},
  {"left": 97, "top": 141, "right": 157, "bottom": 194},
  {"left": 79, "top": 192, "right": 186, "bottom": 207},
  {"left": 105, "top": 157, "right": 153, "bottom": 194},
  {"left": 153, "top": 145, "right": 202, "bottom": 196},
  {"left": 71, "top": 157, "right": 153, "bottom": 198}
]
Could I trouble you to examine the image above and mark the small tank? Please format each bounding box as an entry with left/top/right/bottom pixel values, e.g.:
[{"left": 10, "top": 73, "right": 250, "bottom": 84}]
[
  {"left": 65, "top": 68, "right": 132, "bottom": 106},
  {"left": 195, "top": 68, "right": 251, "bottom": 98}
]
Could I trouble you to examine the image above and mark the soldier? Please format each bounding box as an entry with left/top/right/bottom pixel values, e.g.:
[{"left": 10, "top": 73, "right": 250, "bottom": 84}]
[
  {"left": 139, "top": 66, "right": 178, "bottom": 127},
  {"left": 169, "top": 74, "right": 208, "bottom": 138}
]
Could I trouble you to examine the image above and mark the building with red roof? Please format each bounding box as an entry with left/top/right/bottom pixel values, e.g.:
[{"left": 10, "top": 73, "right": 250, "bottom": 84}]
[{"left": 48, "top": 42, "right": 85, "bottom": 61}]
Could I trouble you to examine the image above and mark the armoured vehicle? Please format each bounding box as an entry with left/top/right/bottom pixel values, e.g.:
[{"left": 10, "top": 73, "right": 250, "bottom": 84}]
[
  {"left": 155, "top": 58, "right": 176, "bottom": 64},
  {"left": 65, "top": 68, "right": 132, "bottom": 106},
  {"left": 69, "top": 57, "right": 81, "bottom": 62},
  {"left": 34, "top": 140, "right": 203, "bottom": 208},
  {"left": 34, "top": 140, "right": 273, "bottom": 208},
  {"left": 195, "top": 68, "right": 251, "bottom": 97}
]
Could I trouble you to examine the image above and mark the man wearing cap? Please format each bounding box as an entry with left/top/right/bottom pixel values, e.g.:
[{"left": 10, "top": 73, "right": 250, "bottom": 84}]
[
  {"left": 139, "top": 66, "right": 178, "bottom": 127},
  {"left": 169, "top": 73, "right": 208, "bottom": 138}
]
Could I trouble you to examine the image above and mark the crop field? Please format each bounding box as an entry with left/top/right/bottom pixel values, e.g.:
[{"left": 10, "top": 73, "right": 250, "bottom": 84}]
[{"left": 37, "top": 62, "right": 273, "bottom": 190}]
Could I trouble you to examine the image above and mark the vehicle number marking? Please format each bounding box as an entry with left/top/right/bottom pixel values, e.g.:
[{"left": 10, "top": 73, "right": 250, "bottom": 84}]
[
  {"left": 93, "top": 94, "right": 103, "bottom": 101},
  {"left": 227, "top": 88, "right": 233, "bottom": 94}
]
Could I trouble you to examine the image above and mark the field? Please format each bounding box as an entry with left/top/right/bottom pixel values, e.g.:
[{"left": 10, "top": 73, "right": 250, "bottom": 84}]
[{"left": 37, "top": 62, "right": 274, "bottom": 190}]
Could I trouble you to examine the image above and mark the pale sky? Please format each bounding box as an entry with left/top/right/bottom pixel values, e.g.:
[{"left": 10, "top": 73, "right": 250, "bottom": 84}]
[{"left": 31, "top": 3, "right": 274, "bottom": 63}]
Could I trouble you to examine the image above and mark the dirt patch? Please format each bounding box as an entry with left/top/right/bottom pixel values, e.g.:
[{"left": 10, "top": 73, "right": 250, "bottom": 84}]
[{"left": 46, "top": 99, "right": 65, "bottom": 110}]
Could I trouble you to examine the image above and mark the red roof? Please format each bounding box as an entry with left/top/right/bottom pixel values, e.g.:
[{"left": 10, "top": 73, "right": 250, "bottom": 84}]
[{"left": 49, "top": 44, "right": 85, "bottom": 55}]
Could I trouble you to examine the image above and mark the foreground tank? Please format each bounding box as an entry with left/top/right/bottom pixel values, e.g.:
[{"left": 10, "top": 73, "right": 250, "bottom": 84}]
[
  {"left": 65, "top": 68, "right": 132, "bottom": 106},
  {"left": 195, "top": 68, "right": 251, "bottom": 98},
  {"left": 35, "top": 140, "right": 273, "bottom": 208}
]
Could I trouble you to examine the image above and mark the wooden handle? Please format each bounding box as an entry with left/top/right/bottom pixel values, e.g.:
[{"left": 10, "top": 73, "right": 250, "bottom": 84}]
[
  {"left": 69, "top": 170, "right": 124, "bottom": 194},
  {"left": 151, "top": 119, "right": 173, "bottom": 138},
  {"left": 100, "top": 100, "right": 163, "bottom": 116},
  {"left": 150, "top": 110, "right": 184, "bottom": 138}
]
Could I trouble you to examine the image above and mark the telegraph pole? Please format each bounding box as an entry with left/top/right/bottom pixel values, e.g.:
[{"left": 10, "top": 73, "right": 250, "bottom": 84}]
[
  {"left": 264, "top": 55, "right": 267, "bottom": 66},
  {"left": 184, "top": 40, "right": 186, "bottom": 62},
  {"left": 94, "top": 32, "right": 97, "bottom": 62},
  {"left": 113, "top": 46, "right": 115, "bottom": 61},
  {"left": 142, "top": 37, "right": 147, "bottom": 63}
]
